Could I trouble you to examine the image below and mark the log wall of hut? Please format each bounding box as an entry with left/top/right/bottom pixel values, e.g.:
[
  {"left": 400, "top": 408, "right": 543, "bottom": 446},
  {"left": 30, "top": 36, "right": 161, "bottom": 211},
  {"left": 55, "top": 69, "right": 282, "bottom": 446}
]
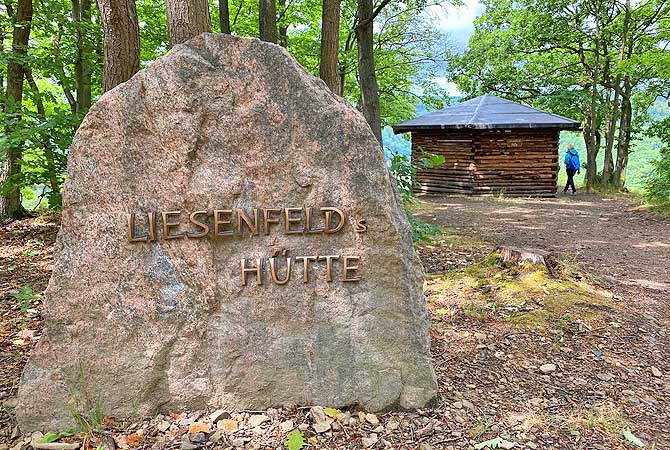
[{"left": 411, "top": 128, "right": 559, "bottom": 197}]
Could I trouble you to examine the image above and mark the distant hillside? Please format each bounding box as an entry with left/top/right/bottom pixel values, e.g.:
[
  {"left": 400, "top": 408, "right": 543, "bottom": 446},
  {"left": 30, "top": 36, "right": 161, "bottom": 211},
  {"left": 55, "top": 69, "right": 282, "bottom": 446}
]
[{"left": 383, "top": 126, "right": 411, "bottom": 159}]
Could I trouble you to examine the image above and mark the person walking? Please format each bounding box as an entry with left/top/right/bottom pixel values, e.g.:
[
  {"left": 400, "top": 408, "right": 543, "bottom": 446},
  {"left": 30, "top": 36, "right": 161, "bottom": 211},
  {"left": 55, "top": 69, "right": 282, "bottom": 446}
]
[{"left": 563, "top": 144, "right": 580, "bottom": 195}]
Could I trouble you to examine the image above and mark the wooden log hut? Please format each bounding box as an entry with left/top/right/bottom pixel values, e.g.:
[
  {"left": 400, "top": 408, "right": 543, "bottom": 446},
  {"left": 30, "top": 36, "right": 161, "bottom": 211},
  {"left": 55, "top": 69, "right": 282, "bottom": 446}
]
[{"left": 392, "top": 94, "right": 581, "bottom": 197}]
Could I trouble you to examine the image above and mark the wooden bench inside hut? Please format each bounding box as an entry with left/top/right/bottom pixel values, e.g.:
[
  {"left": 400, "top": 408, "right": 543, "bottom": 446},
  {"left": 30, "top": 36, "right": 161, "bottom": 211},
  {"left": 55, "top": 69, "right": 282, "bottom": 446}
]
[{"left": 392, "top": 94, "right": 581, "bottom": 197}]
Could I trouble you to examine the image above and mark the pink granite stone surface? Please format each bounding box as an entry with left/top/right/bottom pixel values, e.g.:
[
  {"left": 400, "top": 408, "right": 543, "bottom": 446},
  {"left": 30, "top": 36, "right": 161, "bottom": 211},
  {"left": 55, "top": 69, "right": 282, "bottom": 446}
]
[{"left": 16, "top": 33, "right": 436, "bottom": 432}]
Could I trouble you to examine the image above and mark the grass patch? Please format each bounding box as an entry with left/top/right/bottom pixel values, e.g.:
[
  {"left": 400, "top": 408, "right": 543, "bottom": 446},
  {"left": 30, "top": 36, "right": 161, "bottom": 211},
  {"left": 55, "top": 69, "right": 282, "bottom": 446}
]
[
  {"left": 468, "top": 418, "right": 491, "bottom": 438},
  {"left": 437, "top": 230, "right": 487, "bottom": 250},
  {"left": 621, "top": 191, "right": 670, "bottom": 217},
  {"left": 462, "top": 302, "right": 492, "bottom": 321},
  {"left": 567, "top": 405, "right": 629, "bottom": 435},
  {"left": 647, "top": 201, "right": 670, "bottom": 216},
  {"left": 68, "top": 368, "right": 105, "bottom": 433}
]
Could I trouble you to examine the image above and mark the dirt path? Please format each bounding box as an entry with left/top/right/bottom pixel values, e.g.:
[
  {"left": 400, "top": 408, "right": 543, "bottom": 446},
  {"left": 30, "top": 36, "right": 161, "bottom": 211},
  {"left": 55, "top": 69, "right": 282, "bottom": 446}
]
[
  {"left": 418, "top": 193, "right": 670, "bottom": 314},
  {"left": 2, "top": 204, "right": 670, "bottom": 449},
  {"left": 417, "top": 193, "right": 670, "bottom": 447}
]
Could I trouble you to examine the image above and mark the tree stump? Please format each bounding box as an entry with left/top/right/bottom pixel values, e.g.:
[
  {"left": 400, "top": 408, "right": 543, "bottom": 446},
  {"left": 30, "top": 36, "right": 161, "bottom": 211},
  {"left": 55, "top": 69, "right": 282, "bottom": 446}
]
[{"left": 497, "top": 245, "right": 558, "bottom": 275}]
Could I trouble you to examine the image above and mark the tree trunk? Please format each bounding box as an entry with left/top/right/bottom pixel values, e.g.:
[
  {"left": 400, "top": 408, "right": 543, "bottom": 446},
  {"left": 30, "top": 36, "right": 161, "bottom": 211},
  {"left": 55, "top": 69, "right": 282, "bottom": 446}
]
[
  {"left": 219, "top": 0, "right": 230, "bottom": 33},
  {"left": 166, "top": 0, "right": 211, "bottom": 47},
  {"left": 1, "top": 0, "right": 32, "bottom": 223},
  {"left": 601, "top": 86, "right": 618, "bottom": 187},
  {"left": 98, "top": 0, "right": 140, "bottom": 92},
  {"left": 603, "top": 0, "right": 630, "bottom": 188},
  {"left": 259, "top": 0, "right": 277, "bottom": 43},
  {"left": 613, "top": 78, "right": 632, "bottom": 187},
  {"left": 586, "top": 4, "right": 601, "bottom": 188},
  {"left": 320, "top": 0, "right": 341, "bottom": 94},
  {"left": 355, "top": 0, "right": 382, "bottom": 144},
  {"left": 577, "top": 44, "right": 598, "bottom": 187},
  {"left": 72, "top": 0, "right": 92, "bottom": 112},
  {"left": 0, "top": 25, "right": 5, "bottom": 97},
  {"left": 339, "top": 30, "right": 355, "bottom": 97},
  {"left": 582, "top": 104, "right": 598, "bottom": 186},
  {"left": 277, "top": 0, "right": 287, "bottom": 47}
]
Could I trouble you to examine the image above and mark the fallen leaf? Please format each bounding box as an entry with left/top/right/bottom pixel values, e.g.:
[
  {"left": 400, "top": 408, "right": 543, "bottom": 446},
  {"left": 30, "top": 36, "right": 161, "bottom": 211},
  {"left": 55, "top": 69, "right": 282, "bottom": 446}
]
[
  {"left": 125, "top": 433, "right": 143, "bottom": 447},
  {"left": 284, "top": 429, "right": 306, "bottom": 450},
  {"left": 622, "top": 430, "right": 645, "bottom": 448},
  {"left": 474, "top": 437, "right": 514, "bottom": 449},
  {"left": 39, "top": 433, "right": 61, "bottom": 443},
  {"left": 188, "top": 422, "right": 210, "bottom": 433},
  {"left": 324, "top": 407, "right": 341, "bottom": 418}
]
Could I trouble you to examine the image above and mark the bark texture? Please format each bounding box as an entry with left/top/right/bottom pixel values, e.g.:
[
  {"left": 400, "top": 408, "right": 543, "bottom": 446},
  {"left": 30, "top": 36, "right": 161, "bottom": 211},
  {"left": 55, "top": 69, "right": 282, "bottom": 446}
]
[
  {"left": 1, "top": 0, "right": 32, "bottom": 223},
  {"left": 319, "top": 0, "right": 341, "bottom": 94},
  {"left": 98, "top": 0, "right": 140, "bottom": 92},
  {"left": 355, "top": 0, "right": 382, "bottom": 143},
  {"left": 259, "top": 0, "right": 277, "bottom": 43},
  {"left": 613, "top": 80, "right": 632, "bottom": 187},
  {"left": 166, "top": 0, "right": 212, "bottom": 47},
  {"left": 277, "top": 0, "right": 287, "bottom": 47},
  {"left": 72, "top": 0, "right": 92, "bottom": 112},
  {"left": 219, "top": 0, "right": 230, "bottom": 33}
]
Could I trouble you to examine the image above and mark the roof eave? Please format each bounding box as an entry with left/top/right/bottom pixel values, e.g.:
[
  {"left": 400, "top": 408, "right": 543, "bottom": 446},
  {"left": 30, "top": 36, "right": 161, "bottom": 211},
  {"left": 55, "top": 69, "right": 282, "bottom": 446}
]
[{"left": 393, "top": 123, "right": 581, "bottom": 134}]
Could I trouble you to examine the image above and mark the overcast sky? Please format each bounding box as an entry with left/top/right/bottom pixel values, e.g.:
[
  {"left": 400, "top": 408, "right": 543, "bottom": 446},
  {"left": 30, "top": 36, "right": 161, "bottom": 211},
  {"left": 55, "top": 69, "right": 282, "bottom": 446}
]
[
  {"left": 430, "top": 0, "right": 484, "bottom": 47},
  {"left": 427, "top": 0, "right": 484, "bottom": 96}
]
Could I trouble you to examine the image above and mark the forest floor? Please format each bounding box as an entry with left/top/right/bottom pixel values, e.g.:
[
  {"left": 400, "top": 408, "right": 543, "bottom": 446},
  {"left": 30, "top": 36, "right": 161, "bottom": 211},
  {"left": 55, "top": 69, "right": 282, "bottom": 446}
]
[{"left": 1, "top": 193, "right": 669, "bottom": 450}]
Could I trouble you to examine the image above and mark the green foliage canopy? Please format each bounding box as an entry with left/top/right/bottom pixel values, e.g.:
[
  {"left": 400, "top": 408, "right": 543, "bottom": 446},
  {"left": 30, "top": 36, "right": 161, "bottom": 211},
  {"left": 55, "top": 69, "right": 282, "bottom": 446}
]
[{"left": 1, "top": 0, "right": 452, "bottom": 212}]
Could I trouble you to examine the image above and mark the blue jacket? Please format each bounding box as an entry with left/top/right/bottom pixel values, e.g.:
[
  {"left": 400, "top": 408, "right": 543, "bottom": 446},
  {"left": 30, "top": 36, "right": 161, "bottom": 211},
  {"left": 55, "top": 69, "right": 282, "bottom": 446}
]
[{"left": 564, "top": 149, "right": 580, "bottom": 171}]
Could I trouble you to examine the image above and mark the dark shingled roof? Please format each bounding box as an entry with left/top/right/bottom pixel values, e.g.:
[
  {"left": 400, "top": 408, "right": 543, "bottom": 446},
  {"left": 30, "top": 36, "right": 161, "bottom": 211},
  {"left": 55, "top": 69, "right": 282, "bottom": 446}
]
[{"left": 393, "top": 94, "right": 581, "bottom": 133}]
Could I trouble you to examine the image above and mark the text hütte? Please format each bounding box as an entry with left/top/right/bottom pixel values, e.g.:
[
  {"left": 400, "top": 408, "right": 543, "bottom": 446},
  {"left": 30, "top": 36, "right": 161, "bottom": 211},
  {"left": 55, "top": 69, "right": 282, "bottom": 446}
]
[{"left": 240, "top": 251, "right": 361, "bottom": 285}]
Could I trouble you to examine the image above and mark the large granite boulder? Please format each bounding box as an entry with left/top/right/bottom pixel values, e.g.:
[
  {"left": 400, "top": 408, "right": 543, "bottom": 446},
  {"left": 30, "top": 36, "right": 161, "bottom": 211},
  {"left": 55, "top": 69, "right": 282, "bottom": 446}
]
[{"left": 16, "top": 33, "right": 437, "bottom": 432}]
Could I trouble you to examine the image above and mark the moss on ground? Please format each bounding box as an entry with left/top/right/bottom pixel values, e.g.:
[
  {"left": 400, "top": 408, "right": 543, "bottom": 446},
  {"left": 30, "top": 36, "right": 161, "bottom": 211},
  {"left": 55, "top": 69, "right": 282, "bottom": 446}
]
[{"left": 425, "top": 242, "right": 615, "bottom": 332}]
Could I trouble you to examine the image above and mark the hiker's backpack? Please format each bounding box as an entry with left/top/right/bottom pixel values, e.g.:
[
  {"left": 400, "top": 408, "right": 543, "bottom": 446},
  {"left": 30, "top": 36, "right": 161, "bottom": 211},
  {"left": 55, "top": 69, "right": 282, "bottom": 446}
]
[{"left": 565, "top": 152, "right": 580, "bottom": 170}]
